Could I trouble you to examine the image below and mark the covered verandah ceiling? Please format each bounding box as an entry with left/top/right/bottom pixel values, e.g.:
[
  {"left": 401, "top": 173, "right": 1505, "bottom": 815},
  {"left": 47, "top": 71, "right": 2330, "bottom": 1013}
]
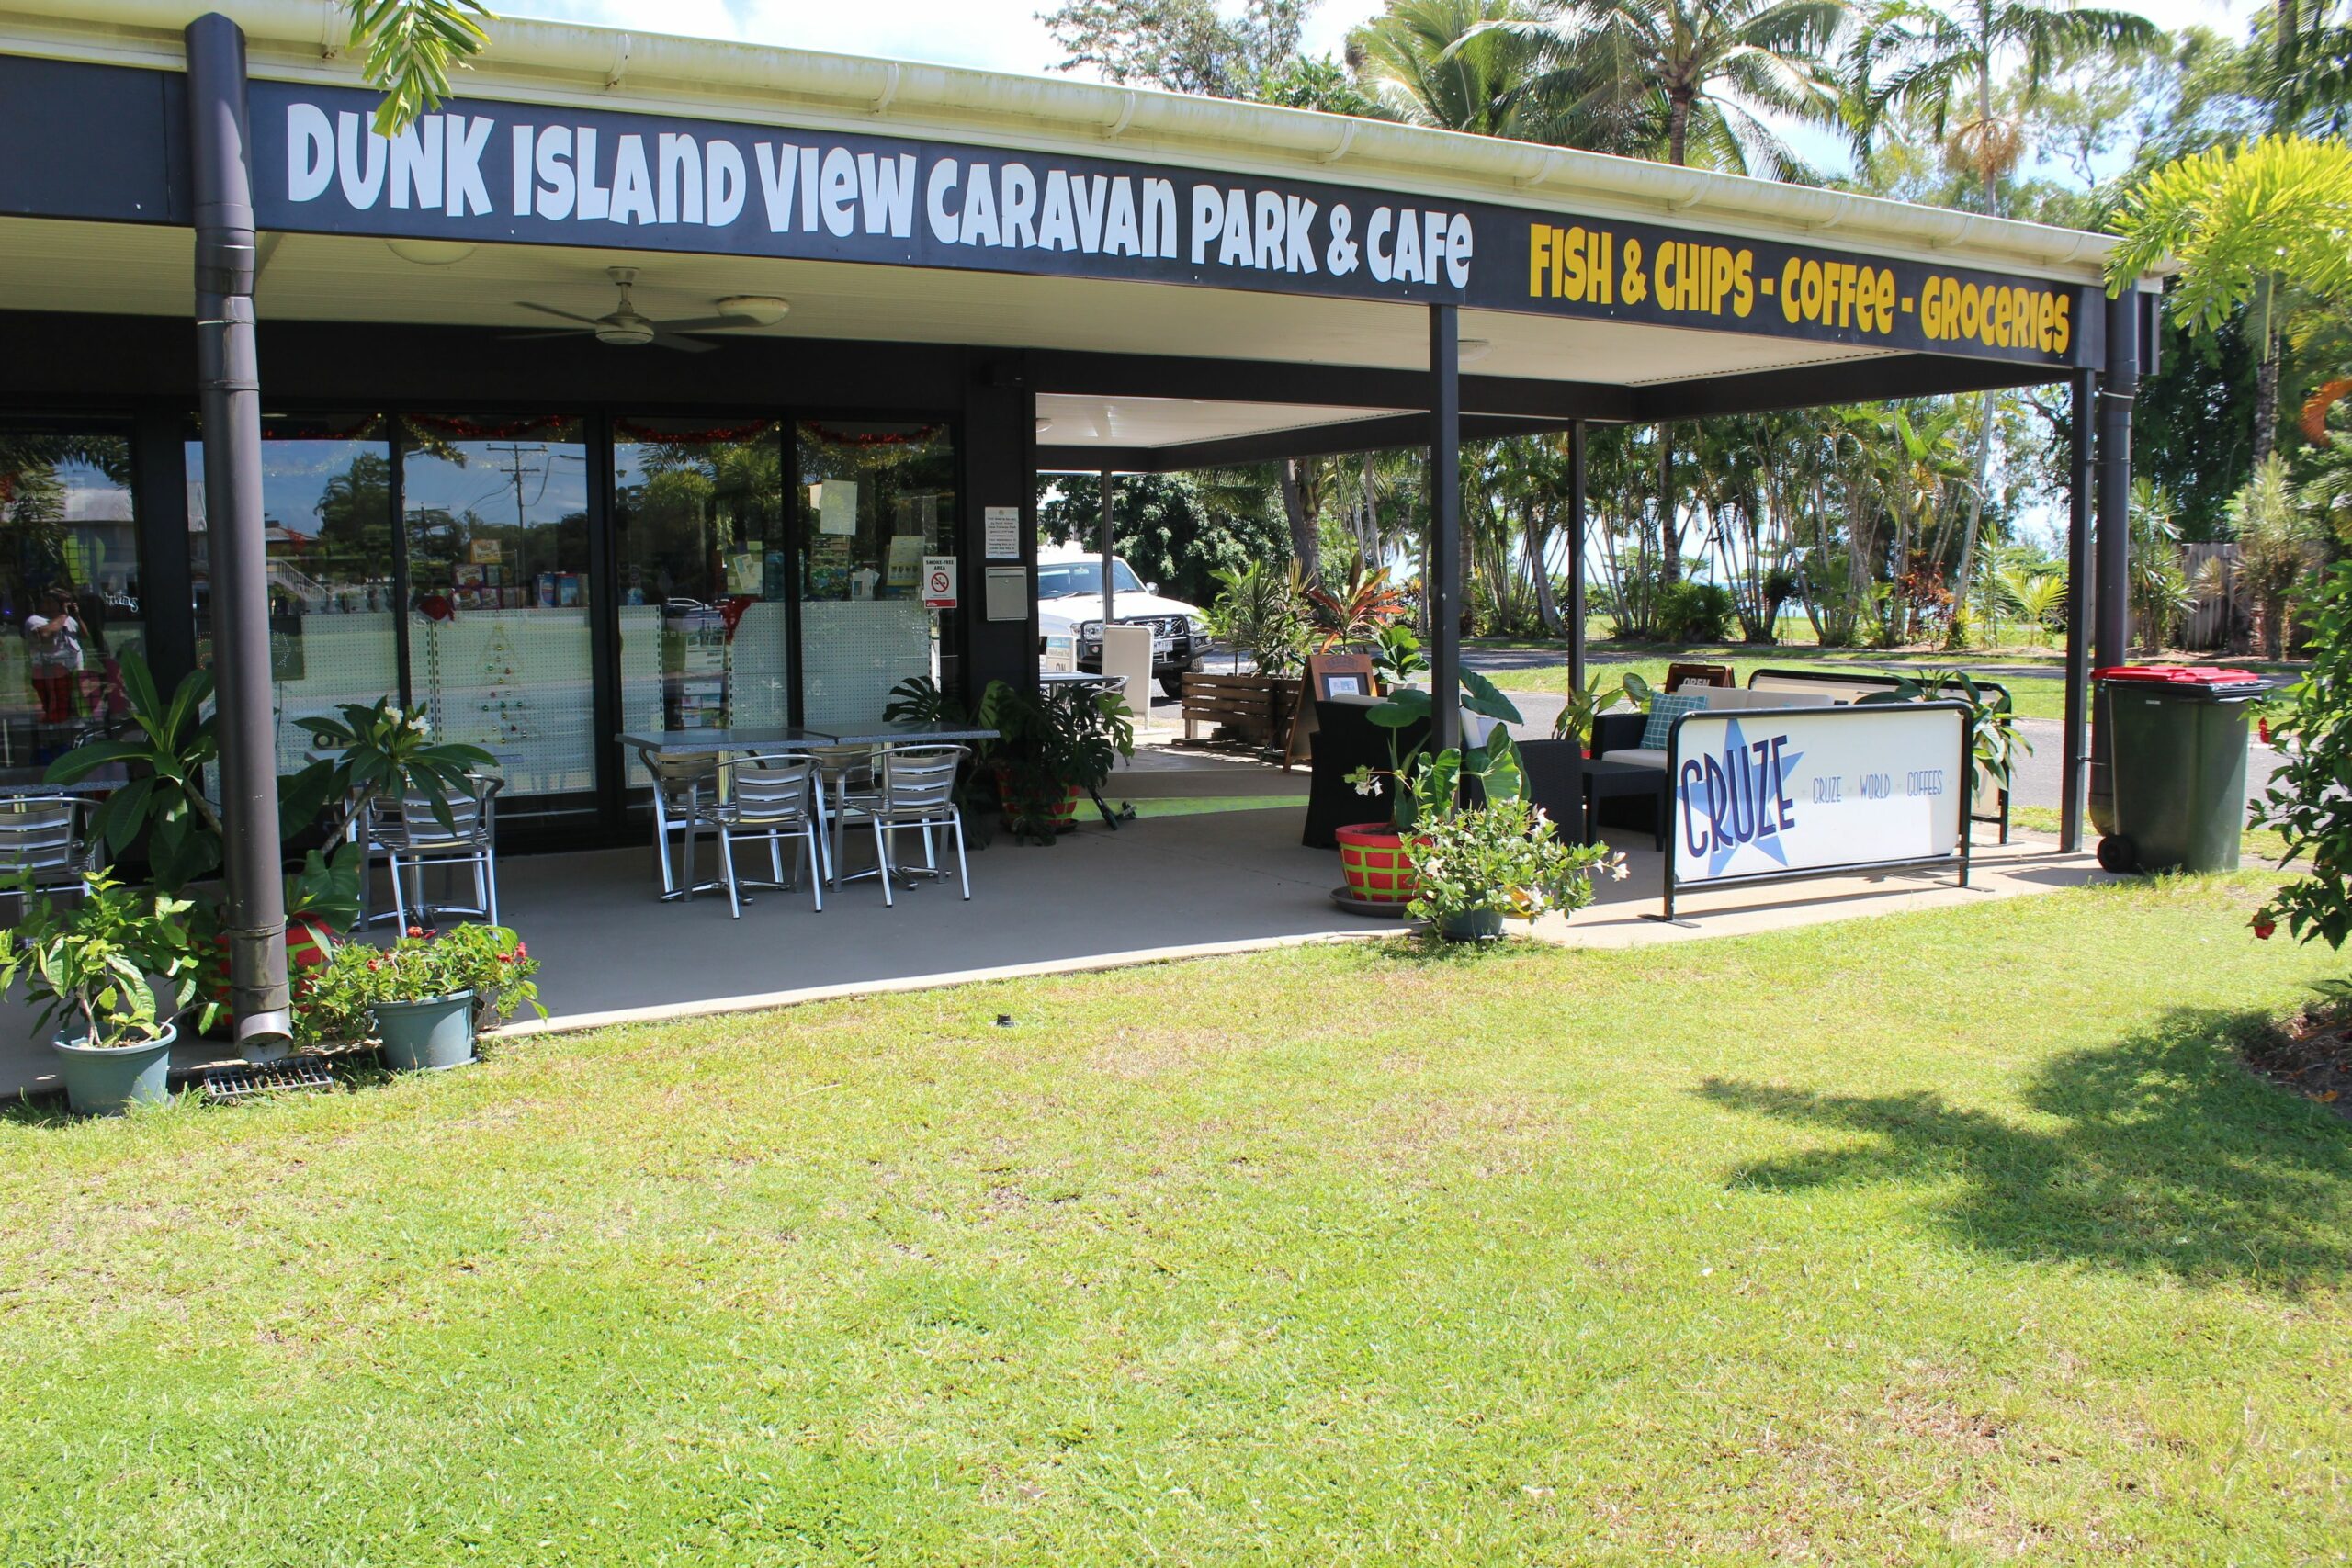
[{"left": 0, "top": 213, "right": 2063, "bottom": 468}]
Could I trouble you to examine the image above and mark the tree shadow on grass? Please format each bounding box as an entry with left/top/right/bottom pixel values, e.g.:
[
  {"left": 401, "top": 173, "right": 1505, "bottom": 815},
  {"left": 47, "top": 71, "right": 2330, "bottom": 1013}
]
[{"left": 1698, "top": 1007, "right": 2352, "bottom": 1292}]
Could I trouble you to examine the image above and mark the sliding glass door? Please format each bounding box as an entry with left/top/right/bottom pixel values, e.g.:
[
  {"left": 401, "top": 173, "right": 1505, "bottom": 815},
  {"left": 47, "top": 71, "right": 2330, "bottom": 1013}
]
[
  {"left": 401, "top": 415, "right": 595, "bottom": 804},
  {"left": 794, "top": 421, "right": 958, "bottom": 729},
  {"left": 611, "top": 419, "right": 788, "bottom": 784}
]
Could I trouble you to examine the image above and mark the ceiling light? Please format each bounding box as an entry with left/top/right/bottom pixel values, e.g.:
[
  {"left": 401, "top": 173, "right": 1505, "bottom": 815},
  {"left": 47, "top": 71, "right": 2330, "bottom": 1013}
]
[
  {"left": 1035, "top": 417, "right": 1054, "bottom": 434},
  {"left": 1458, "top": 337, "right": 1493, "bottom": 364},
  {"left": 385, "top": 239, "right": 475, "bottom": 265},
  {"left": 715, "top": 295, "right": 790, "bottom": 325}
]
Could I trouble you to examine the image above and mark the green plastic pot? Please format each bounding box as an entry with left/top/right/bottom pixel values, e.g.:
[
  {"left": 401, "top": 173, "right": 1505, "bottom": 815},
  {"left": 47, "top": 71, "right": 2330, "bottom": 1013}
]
[
  {"left": 374, "top": 991, "right": 478, "bottom": 1072},
  {"left": 1437, "top": 908, "right": 1507, "bottom": 942},
  {"left": 52, "top": 1024, "right": 178, "bottom": 1116}
]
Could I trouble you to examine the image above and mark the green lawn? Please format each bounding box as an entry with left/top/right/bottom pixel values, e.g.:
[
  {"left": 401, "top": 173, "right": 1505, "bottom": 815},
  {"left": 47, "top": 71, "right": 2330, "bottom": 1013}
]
[{"left": 6, "top": 876, "right": 2349, "bottom": 1563}]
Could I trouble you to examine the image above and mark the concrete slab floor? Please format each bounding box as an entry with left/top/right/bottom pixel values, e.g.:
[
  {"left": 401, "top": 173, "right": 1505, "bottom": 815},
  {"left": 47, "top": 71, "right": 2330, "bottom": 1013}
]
[{"left": 1, "top": 802, "right": 2112, "bottom": 1100}]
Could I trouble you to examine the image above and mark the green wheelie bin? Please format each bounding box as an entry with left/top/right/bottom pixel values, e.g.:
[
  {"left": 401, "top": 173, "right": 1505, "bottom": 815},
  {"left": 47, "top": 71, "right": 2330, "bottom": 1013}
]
[{"left": 2093, "top": 666, "right": 2267, "bottom": 874}]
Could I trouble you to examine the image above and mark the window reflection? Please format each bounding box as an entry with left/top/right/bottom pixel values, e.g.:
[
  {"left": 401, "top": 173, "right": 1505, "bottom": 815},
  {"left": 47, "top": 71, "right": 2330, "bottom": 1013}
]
[
  {"left": 401, "top": 415, "right": 594, "bottom": 800},
  {"left": 187, "top": 413, "right": 396, "bottom": 776},
  {"left": 4, "top": 423, "right": 144, "bottom": 776},
  {"left": 795, "top": 421, "right": 958, "bottom": 729},
  {"left": 613, "top": 419, "right": 787, "bottom": 782}
]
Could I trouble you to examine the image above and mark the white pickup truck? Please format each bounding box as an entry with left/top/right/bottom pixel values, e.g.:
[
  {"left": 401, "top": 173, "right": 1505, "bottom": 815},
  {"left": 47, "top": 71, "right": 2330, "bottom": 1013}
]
[{"left": 1035, "top": 544, "right": 1205, "bottom": 698}]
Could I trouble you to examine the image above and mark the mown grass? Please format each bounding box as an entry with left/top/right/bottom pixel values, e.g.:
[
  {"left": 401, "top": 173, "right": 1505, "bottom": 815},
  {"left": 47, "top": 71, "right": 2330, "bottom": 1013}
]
[
  {"left": 4, "top": 874, "right": 2348, "bottom": 1564},
  {"left": 2009, "top": 804, "right": 2298, "bottom": 865}
]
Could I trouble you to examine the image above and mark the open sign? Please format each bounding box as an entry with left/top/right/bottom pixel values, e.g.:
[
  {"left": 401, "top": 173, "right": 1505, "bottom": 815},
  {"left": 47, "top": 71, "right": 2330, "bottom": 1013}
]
[{"left": 922, "top": 556, "right": 958, "bottom": 609}]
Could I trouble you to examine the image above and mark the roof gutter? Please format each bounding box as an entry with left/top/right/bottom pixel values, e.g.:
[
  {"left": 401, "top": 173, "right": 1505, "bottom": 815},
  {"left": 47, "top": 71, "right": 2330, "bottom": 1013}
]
[{"left": 0, "top": 0, "right": 2145, "bottom": 288}]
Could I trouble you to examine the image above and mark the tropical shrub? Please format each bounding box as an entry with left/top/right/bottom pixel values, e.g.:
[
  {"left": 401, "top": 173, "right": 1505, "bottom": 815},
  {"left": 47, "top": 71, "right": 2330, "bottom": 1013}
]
[
  {"left": 298, "top": 924, "right": 543, "bottom": 1045},
  {"left": 2256, "top": 560, "right": 2352, "bottom": 949}
]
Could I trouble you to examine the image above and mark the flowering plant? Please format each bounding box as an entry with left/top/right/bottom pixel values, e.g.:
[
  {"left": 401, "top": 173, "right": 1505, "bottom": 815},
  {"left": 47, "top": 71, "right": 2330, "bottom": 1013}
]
[
  {"left": 297, "top": 924, "right": 544, "bottom": 1044},
  {"left": 0, "top": 874, "right": 209, "bottom": 1047},
  {"left": 1406, "top": 795, "right": 1623, "bottom": 933}
]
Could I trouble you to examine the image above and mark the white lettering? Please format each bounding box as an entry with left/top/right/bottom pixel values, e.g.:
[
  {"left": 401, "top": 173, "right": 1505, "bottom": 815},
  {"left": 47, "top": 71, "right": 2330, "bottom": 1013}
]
[
  {"left": 1217, "top": 188, "right": 1251, "bottom": 266},
  {"left": 287, "top": 104, "right": 333, "bottom": 202},
  {"left": 1252, "top": 189, "right": 1283, "bottom": 270},
  {"left": 510, "top": 124, "right": 534, "bottom": 216},
  {"left": 797, "top": 146, "right": 819, "bottom": 231},
  {"left": 443, "top": 114, "right": 492, "bottom": 217},
  {"left": 704, "top": 141, "right": 746, "bottom": 226},
  {"left": 387, "top": 116, "right": 442, "bottom": 210},
  {"left": 1102, "top": 176, "right": 1140, "bottom": 256},
  {"left": 1445, "top": 212, "right": 1473, "bottom": 288},
  {"left": 533, "top": 125, "right": 573, "bottom": 220},
  {"left": 336, "top": 111, "right": 386, "bottom": 209},
  {"left": 1284, "top": 194, "right": 1317, "bottom": 274},
  {"left": 959, "top": 163, "right": 1000, "bottom": 246},
  {"left": 857, "top": 152, "right": 918, "bottom": 237},
  {"left": 657, "top": 132, "right": 702, "bottom": 225},
  {"left": 820, "top": 147, "right": 857, "bottom": 237},
  {"left": 1366, "top": 207, "right": 1394, "bottom": 283},
  {"left": 754, "top": 142, "right": 797, "bottom": 232},
  {"left": 1001, "top": 163, "right": 1037, "bottom": 248},
  {"left": 1144, "top": 178, "right": 1175, "bottom": 257},
  {"left": 1036, "top": 168, "right": 1078, "bottom": 252},
  {"left": 1072, "top": 174, "right": 1108, "bottom": 253},
  {"left": 925, "top": 158, "right": 961, "bottom": 244},
  {"left": 608, "top": 133, "right": 655, "bottom": 225},
  {"left": 575, "top": 128, "right": 609, "bottom": 220},
  {"left": 1189, "top": 183, "right": 1221, "bottom": 265}
]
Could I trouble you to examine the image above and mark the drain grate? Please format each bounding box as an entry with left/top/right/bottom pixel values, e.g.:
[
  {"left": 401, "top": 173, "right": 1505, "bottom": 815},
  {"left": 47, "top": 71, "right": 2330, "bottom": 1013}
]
[{"left": 198, "top": 1057, "right": 338, "bottom": 1103}]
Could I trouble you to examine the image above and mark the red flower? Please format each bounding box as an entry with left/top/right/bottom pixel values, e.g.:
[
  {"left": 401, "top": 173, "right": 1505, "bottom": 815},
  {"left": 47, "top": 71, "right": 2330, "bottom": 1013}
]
[
  {"left": 406, "top": 926, "right": 424, "bottom": 938},
  {"left": 2254, "top": 918, "right": 2278, "bottom": 941},
  {"left": 514, "top": 942, "right": 527, "bottom": 959}
]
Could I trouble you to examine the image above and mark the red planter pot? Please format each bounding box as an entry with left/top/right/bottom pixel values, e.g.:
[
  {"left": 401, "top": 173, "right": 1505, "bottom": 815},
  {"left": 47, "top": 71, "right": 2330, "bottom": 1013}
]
[
  {"left": 1336, "top": 822, "right": 1420, "bottom": 904},
  {"left": 1003, "top": 781, "right": 1080, "bottom": 833}
]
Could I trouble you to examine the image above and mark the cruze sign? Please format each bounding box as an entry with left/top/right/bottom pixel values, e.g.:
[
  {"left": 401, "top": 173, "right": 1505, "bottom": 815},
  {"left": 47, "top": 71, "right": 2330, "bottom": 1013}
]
[{"left": 246, "top": 79, "right": 2092, "bottom": 367}]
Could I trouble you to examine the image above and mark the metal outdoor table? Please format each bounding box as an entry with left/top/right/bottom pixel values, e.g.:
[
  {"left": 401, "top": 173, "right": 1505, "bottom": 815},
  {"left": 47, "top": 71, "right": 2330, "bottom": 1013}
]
[{"left": 618, "top": 727, "right": 842, "bottom": 901}]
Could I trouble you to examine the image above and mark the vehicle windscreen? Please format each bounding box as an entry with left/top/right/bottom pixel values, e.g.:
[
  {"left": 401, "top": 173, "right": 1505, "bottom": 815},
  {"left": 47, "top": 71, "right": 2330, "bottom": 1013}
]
[{"left": 1037, "top": 560, "right": 1146, "bottom": 599}]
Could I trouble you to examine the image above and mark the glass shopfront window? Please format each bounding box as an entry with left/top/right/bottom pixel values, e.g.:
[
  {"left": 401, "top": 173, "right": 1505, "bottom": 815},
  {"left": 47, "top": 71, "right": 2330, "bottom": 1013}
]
[
  {"left": 401, "top": 415, "right": 594, "bottom": 802},
  {"left": 3, "top": 422, "right": 145, "bottom": 776},
  {"left": 795, "top": 421, "right": 958, "bottom": 729},
  {"left": 612, "top": 419, "right": 787, "bottom": 784},
  {"left": 187, "top": 413, "right": 398, "bottom": 775}
]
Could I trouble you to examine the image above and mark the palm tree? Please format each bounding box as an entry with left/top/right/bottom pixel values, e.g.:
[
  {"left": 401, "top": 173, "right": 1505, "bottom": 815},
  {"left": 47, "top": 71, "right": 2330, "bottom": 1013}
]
[
  {"left": 1848, "top": 0, "right": 2158, "bottom": 213},
  {"left": 1465, "top": 0, "right": 1851, "bottom": 176},
  {"left": 346, "top": 0, "right": 494, "bottom": 137},
  {"left": 1351, "top": 0, "right": 1555, "bottom": 136}
]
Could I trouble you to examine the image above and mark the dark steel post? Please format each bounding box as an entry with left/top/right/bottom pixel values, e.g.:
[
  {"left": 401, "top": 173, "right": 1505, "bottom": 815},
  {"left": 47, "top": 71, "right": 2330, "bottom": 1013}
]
[
  {"left": 1099, "top": 469, "right": 1115, "bottom": 631},
  {"left": 2060, "top": 368, "right": 2095, "bottom": 852},
  {"left": 2089, "top": 288, "right": 2140, "bottom": 840},
  {"left": 1429, "top": 304, "right": 1461, "bottom": 756},
  {"left": 186, "top": 14, "right": 289, "bottom": 1045},
  {"left": 1566, "top": 418, "right": 1588, "bottom": 695}
]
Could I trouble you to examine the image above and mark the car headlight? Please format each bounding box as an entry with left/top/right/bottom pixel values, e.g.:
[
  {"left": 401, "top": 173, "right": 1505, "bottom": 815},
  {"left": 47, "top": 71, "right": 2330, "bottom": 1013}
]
[{"left": 1076, "top": 620, "right": 1103, "bottom": 641}]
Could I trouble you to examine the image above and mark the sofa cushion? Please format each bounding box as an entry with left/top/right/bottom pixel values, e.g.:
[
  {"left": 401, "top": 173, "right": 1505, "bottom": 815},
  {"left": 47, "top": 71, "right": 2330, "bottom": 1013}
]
[
  {"left": 1600, "top": 746, "right": 1669, "bottom": 770},
  {"left": 1641, "top": 692, "right": 1708, "bottom": 750}
]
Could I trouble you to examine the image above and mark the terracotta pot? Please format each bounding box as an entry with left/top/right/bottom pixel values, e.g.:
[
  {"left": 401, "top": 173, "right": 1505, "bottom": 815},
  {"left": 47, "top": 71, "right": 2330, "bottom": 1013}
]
[{"left": 1336, "top": 822, "right": 1419, "bottom": 904}]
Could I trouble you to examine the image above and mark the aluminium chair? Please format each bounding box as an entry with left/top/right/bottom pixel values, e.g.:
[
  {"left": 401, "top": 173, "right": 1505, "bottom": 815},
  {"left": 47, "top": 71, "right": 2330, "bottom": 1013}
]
[
  {"left": 0, "top": 794, "right": 98, "bottom": 919},
  {"left": 363, "top": 773, "right": 504, "bottom": 930},
  {"left": 831, "top": 745, "right": 970, "bottom": 906},
  {"left": 627, "top": 741, "right": 722, "bottom": 899},
  {"left": 684, "top": 756, "right": 827, "bottom": 919}
]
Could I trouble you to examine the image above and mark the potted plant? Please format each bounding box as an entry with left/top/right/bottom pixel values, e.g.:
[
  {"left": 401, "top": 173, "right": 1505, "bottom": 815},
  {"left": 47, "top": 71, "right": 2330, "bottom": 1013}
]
[
  {"left": 1, "top": 875, "right": 206, "bottom": 1115},
  {"left": 299, "top": 924, "right": 543, "bottom": 1072},
  {"left": 1337, "top": 671, "right": 1523, "bottom": 907},
  {"left": 1550, "top": 671, "right": 1646, "bottom": 756},
  {"left": 979, "top": 679, "right": 1136, "bottom": 844},
  {"left": 1399, "top": 740, "right": 1624, "bottom": 942},
  {"left": 46, "top": 660, "right": 492, "bottom": 1055}
]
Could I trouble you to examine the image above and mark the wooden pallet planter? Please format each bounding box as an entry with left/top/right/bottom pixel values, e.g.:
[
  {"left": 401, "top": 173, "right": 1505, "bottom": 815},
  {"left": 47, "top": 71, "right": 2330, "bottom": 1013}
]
[{"left": 1179, "top": 673, "right": 1303, "bottom": 763}]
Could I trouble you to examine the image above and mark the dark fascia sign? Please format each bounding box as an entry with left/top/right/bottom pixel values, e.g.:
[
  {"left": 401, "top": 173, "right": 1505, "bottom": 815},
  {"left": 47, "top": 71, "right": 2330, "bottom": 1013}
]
[{"left": 243, "top": 79, "right": 2092, "bottom": 370}]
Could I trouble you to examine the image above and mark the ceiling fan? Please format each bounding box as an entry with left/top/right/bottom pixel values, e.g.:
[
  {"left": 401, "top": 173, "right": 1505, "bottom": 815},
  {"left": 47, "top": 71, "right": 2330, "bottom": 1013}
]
[{"left": 508, "top": 266, "right": 787, "bottom": 353}]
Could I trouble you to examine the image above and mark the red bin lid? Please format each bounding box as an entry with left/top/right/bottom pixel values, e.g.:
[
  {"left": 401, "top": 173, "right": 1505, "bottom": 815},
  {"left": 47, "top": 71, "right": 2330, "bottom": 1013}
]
[{"left": 2095, "top": 665, "right": 2260, "bottom": 685}]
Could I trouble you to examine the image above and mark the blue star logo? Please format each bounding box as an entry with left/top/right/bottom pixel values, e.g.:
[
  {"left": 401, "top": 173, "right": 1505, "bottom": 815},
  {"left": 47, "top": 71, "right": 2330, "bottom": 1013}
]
[{"left": 1675, "top": 716, "right": 1806, "bottom": 876}]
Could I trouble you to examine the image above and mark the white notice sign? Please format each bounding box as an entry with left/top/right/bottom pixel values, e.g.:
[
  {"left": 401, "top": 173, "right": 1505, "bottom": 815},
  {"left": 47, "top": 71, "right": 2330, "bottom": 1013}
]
[
  {"left": 922, "top": 556, "right": 958, "bottom": 609},
  {"left": 1670, "top": 705, "right": 1966, "bottom": 884},
  {"left": 816, "top": 479, "right": 859, "bottom": 536},
  {"left": 984, "top": 505, "right": 1022, "bottom": 560}
]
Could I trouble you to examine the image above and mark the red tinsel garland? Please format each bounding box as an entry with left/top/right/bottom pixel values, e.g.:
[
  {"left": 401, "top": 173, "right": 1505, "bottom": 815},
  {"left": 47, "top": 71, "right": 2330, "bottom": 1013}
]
[
  {"left": 804, "top": 423, "right": 943, "bottom": 447},
  {"left": 404, "top": 414, "right": 582, "bottom": 443},
  {"left": 613, "top": 419, "right": 780, "bottom": 446}
]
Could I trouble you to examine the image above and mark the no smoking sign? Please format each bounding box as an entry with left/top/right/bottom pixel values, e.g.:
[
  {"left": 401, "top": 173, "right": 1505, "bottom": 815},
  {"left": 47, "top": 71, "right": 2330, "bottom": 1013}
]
[{"left": 922, "top": 556, "right": 959, "bottom": 609}]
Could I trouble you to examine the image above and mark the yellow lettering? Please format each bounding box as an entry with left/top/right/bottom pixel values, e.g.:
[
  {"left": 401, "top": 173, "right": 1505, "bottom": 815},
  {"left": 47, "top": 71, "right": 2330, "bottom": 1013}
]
[
  {"left": 1732, "top": 250, "right": 1754, "bottom": 318},
  {"left": 1781, "top": 257, "right": 1802, "bottom": 323},
  {"left": 1529, "top": 223, "right": 1552, "bottom": 298},
  {"left": 1622, "top": 237, "right": 1646, "bottom": 304}
]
